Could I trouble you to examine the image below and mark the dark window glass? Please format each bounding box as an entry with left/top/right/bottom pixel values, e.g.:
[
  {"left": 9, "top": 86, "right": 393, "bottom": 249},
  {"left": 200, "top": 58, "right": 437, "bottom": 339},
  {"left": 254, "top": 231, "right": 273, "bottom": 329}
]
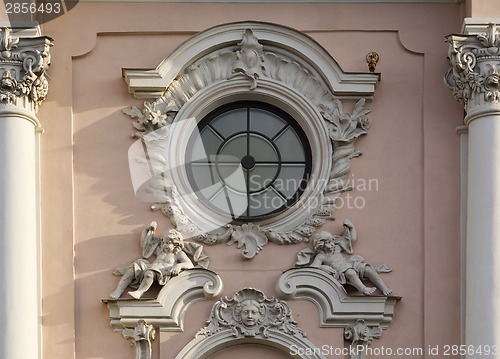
[{"left": 186, "top": 101, "right": 312, "bottom": 220}]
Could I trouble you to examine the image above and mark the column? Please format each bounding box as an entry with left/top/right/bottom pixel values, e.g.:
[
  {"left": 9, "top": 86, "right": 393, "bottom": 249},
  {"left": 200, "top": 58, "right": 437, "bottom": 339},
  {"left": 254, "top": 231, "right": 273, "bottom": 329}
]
[
  {"left": 0, "top": 25, "right": 52, "bottom": 359},
  {"left": 446, "top": 21, "right": 500, "bottom": 358}
]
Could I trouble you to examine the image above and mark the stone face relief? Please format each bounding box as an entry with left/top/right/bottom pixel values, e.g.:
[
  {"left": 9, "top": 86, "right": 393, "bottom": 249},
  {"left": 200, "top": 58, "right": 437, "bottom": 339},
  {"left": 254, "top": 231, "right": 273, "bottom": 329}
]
[
  {"left": 109, "top": 221, "right": 209, "bottom": 299},
  {"left": 197, "top": 288, "right": 304, "bottom": 339},
  {"left": 296, "top": 219, "right": 392, "bottom": 296}
]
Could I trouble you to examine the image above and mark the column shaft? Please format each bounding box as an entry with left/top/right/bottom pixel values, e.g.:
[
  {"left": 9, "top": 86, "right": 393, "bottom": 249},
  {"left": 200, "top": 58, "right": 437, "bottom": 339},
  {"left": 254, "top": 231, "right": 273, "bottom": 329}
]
[
  {"left": 0, "top": 111, "right": 39, "bottom": 358},
  {"left": 466, "top": 115, "right": 500, "bottom": 355},
  {"left": 446, "top": 21, "right": 500, "bottom": 358},
  {"left": 0, "top": 25, "right": 52, "bottom": 359}
]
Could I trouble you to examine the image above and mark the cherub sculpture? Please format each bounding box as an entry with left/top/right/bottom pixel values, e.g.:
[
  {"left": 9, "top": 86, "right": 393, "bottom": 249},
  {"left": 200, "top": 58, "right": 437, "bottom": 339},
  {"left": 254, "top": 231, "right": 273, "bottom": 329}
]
[
  {"left": 296, "top": 219, "right": 393, "bottom": 296},
  {"left": 110, "top": 221, "right": 207, "bottom": 299}
]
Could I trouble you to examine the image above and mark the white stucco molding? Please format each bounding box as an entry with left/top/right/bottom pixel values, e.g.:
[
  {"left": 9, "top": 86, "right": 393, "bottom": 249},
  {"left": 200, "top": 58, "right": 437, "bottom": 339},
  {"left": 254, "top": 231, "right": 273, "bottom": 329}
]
[
  {"left": 0, "top": 25, "right": 52, "bottom": 119},
  {"left": 122, "top": 22, "right": 379, "bottom": 258},
  {"left": 277, "top": 267, "right": 400, "bottom": 329},
  {"left": 122, "top": 320, "right": 156, "bottom": 359},
  {"left": 445, "top": 21, "right": 500, "bottom": 124},
  {"left": 175, "top": 288, "right": 326, "bottom": 359},
  {"left": 176, "top": 331, "right": 326, "bottom": 359},
  {"left": 103, "top": 268, "right": 223, "bottom": 332},
  {"left": 461, "top": 18, "right": 500, "bottom": 35},
  {"left": 123, "top": 21, "right": 377, "bottom": 100}
]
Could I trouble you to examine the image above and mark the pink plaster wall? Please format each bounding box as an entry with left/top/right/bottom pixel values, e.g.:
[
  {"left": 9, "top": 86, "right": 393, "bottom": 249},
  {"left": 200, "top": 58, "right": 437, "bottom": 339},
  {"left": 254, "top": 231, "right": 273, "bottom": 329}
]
[
  {"left": 466, "top": 0, "right": 500, "bottom": 17},
  {"left": 39, "top": 2, "right": 463, "bottom": 358}
]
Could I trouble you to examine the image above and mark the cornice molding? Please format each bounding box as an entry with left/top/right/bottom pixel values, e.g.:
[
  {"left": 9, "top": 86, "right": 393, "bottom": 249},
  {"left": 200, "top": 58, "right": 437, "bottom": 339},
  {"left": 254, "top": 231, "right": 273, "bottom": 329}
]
[{"left": 123, "top": 21, "right": 378, "bottom": 100}]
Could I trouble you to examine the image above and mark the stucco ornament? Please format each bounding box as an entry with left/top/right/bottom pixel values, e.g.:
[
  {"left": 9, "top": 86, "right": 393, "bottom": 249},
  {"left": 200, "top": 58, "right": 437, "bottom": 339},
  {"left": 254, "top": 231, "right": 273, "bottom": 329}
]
[
  {"left": 196, "top": 288, "right": 304, "bottom": 339},
  {"left": 445, "top": 23, "right": 500, "bottom": 110},
  {"left": 296, "top": 219, "right": 392, "bottom": 296},
  {"left": 123, "top": 25, "right": 375, "bottom": 259},
  {"left": 229, "top": 29, "right": 265, "bottom": 90},
  {"left": 122, "top": 320, "right": 156, "bottom": 359},
  {"left": 176, "top": 287, "right": 326, "bottom": 359},
  {"left": 227, "top": 223, "right": 268, "bottom": 259},
  {"left": 344, "top": 319, "right": 382, "bottom": 359},
  {"left": 0, "top": 27, "right": 52, "bottom": 112},
  {"left": 109, "top": 221, "right": 210, "bottom": 299}
]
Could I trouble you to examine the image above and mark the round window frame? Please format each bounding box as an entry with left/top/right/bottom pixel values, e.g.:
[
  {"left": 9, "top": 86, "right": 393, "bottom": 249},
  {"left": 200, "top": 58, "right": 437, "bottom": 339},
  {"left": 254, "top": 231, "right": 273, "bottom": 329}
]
[
  {"left": 167, "top": 78, "right": 332, "bottom": 233},
  {"left": 185, "top": 100, "right": 313, "bottom": 221}
]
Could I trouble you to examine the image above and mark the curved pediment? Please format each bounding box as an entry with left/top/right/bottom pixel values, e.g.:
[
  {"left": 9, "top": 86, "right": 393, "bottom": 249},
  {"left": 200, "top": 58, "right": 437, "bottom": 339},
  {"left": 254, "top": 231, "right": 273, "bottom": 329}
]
[
  {"left": 277, "top": 267, "right": 400, "bottom": 329},
  {"left": 103, "top": 268, "right": 223, "bottom": 331},
  {"left": 123, "top": 21, "right": 378, "bottom": 100}
]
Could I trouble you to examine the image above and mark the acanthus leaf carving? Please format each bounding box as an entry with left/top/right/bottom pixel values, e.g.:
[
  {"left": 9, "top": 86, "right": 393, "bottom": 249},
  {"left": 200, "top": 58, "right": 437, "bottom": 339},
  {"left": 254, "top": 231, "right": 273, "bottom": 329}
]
[
  {"left": 0, "top": 27, "right": 52, "bottom": 112},
  {"left": 344, "top": 319, "right": 382, "bottom": 346},
  {"left": 227, "top": 223, "right": 268, "bottom": 260},
  {"left": 229, "top": 29, "right": 265, "bottom": 90},
  {"left": 446, "top": 23, "right": 500, "bottom": 110}
]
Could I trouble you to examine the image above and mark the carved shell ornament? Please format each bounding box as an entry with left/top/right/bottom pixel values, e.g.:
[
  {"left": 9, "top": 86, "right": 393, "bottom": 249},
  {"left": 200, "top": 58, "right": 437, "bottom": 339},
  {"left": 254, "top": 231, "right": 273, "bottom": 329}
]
[{"left": 123, "top": 28, "right": 374, "bottom": 258}]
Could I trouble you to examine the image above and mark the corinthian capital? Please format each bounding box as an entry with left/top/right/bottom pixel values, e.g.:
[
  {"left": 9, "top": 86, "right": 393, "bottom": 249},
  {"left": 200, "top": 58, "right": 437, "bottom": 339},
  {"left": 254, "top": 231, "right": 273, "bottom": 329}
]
[
  {"left": 0, "top": 26, "right": 53, "bottom": 112},
  {"left": 445, "top": 23, "right": 500, "bottom": 114}
]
